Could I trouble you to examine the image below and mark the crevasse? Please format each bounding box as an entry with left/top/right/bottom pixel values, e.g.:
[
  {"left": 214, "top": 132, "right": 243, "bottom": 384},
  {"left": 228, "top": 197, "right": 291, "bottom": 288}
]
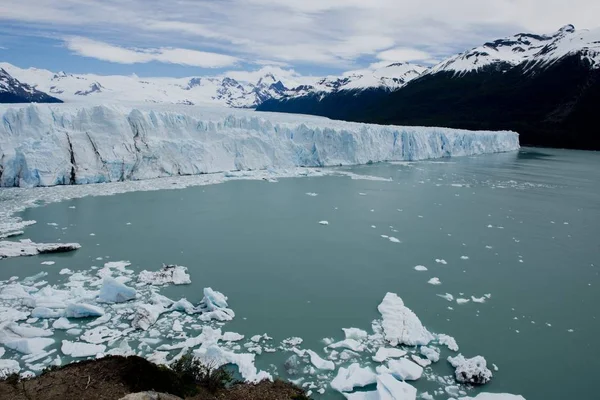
[{"left": 0, "top": 103, "right": 519, "bottom": 187}]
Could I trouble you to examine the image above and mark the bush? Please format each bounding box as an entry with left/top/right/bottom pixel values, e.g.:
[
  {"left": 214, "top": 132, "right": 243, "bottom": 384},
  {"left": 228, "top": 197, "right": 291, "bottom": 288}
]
[{"left": 171, "top": 352, "right": 235, "bottom": 394}]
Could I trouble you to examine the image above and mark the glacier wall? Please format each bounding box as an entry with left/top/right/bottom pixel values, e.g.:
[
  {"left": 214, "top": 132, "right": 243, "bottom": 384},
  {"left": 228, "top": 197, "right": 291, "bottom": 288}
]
[{"left": 0, "top": 104, "right": 519, "bottom": 187}]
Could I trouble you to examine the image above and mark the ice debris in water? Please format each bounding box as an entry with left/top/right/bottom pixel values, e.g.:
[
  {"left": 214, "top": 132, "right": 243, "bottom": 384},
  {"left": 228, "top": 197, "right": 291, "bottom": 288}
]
[
  {"left": 330, "top": 363, "right": 377, "bottom": 393},
  {"left": 64, "top": 303, "right": 105, "bottom": 319},
  {"left": 61, "top": 341, "right": 106, "bottom": 358},
  {"left": 0, "top": 240, "right": 81, "bottom": 259},
  {"left": 414, "top": 265, "right": 427, "bottom": 271},
  {"left": 198, "top": 288, "right": 235, "bottom": 322},
  {"left": 384, "top": 357, "right": 424, "bottom": 381},
  {"left": 318, "top": 220, "right": 329, "bottom": 225},
  {"left": 372, "top": 347, "right": 407, "bottom": 363},
  {"left": 306, "top": 349, "right": 335, "bottom": 371},
  {"left": 435, "top": 259, "right": 447, "bottom": 265},
  {"left": 428, "top": 277, "right": 441, "bottom": 285},
  {"left": 306, "top": 192, "right": 318, "bottom": 197},
  {"left": 97, "top": 277, "right": 137, "bottom": 303},
  {"left": 138, "top": 264, "right": 191, "bottom": 285},
  {"left": 377, "top": 292, "right": 433, "bottom": 346},
  {"left": 448, "top": 354, "right": 493, "bottom": 385}
]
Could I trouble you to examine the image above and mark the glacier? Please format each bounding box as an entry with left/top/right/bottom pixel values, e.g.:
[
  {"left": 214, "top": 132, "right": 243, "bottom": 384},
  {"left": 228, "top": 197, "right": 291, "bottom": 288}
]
[{"left": 0, "top": 103, "right": 519, "bottom": 188}]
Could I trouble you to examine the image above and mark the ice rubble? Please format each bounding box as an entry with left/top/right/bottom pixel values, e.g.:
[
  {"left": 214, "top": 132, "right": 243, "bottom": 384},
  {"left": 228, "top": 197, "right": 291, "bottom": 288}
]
[
  {"left": 448, "top": 354, "right": 493, "bottom": 385},
  {"left": 0, "top": 103, "right": 519, "bottom": 188},
  {"left": 0, "top": 258, "right": 520, "bottom": 398},
  {"left": 377, "top": 293, "right": 434, "bottom": 346},
  {"left": 0, "top": 239, "right": 80, "bottom": 259},
  {"left": 138, "top": 264, "right": 191, "bottom": 286}
]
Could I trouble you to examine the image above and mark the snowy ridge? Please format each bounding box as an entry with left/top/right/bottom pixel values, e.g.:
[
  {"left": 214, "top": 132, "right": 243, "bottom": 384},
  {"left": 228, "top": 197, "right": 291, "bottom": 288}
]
[
  {"left": 0, "top": 103, "right": 519, "bottom": 187},
  {"left": 0, "top": 62, "right": 426, "bottom": 107},
  {"left": 428, "top": 25, "right": 600, "bottom": 76},
  {"left": 289, "top": 63, "right": 427, "bottom": 98}
]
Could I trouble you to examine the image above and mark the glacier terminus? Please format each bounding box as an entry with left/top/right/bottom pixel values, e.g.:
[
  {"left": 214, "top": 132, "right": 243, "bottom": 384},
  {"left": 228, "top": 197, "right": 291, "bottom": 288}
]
[{"left": 0, "top": 103, "right": 519, "bottom": 188}]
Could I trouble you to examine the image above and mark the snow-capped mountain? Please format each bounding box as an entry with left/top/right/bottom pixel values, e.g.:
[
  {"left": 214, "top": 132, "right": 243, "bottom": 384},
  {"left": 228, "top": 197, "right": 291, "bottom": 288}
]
[
  {"left": 428, "top": 24, "right": 600, "bottom": 76},
  {"left": 258, "top": 25, "right": 600, "bottom": 150},
  {"left": 288, "top": 63, "right": 427, "bottom": 97},
  {"left": 0, "top": 62, "right": 427, "bottom": 107},
  {"left": 0, "top": 68, "right": 62, "bottom": 103}
]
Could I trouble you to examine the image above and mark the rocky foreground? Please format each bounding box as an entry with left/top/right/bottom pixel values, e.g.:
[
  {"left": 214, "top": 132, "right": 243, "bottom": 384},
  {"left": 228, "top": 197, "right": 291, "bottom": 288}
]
[{"left": 0, "top": 355, "right": 308, "bottom": 400}]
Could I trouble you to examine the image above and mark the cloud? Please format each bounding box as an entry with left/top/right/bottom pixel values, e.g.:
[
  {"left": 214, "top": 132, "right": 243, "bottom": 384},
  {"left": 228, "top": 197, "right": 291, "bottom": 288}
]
[
  {"left": 1, "top": 0, "right": 599, "bottom": 72},
  {"left": 63, "top": 36, "right": 238, "bottom": 68},
  {"left": 377, "top": 48, "right": 433, "bottom": 63}
]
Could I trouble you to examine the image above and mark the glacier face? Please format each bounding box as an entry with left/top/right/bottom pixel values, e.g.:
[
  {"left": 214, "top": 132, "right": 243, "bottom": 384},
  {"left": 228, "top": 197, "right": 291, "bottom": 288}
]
[{"left": 0, "top": 104, "right": 519, "bottom": 188}]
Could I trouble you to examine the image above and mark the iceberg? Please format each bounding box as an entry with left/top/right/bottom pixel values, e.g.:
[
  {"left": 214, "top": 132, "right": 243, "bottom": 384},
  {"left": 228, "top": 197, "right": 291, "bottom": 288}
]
[
  {"left": 0, "top": 103, "right": 519, "bottom": 188},
  {"left": 386, "top": 358, "right": 424, "bottom": 381},
  {"left": 97, "top": 277, "right": 137, "bottom": 303},
  {"left": 459, "top": 394, "right": 526, "bottom": 400},
  {"left": 64, "top": 303, "right": 105, "bottom": 319},
  {"left": 448, "top": 354, "right": 493, "bottom": 385},
  {"left": 61, "top": 340, "right": 106, "bottom": 358},
  {"left": 0, "top": 239, "right": 80, "bottom": 259},
  {"left": 331, "top": 363, "right": 377, "bottom": 393},
  {"left": 138, "top": 264, "right": 191, "bottom": 286},
  {"left": 198, "top": 288, "right": 235, "bottom": 322},
  {"left": 377, "top": 293, "right": 434, "bottom": 346},
  {"left": 376, "top": 373, "right": 417, "bottom": 400}
]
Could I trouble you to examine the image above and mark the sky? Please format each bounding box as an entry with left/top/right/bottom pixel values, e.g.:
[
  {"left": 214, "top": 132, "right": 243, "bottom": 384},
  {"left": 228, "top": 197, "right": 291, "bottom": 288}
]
[{"left": 0, "top": 0, "right": 599, "bottom": 80}]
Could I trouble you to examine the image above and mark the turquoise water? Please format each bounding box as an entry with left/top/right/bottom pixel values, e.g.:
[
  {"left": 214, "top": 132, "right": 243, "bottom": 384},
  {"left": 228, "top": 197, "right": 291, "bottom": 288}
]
[{"left": 1, "top": 148, "right": 599, "bottom": 399}]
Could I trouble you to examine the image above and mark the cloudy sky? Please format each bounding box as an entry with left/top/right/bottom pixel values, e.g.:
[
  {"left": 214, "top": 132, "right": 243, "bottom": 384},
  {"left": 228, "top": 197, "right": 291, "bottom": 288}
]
[{"left": 0, "top": 0, "right": 598, "bottom": 78}]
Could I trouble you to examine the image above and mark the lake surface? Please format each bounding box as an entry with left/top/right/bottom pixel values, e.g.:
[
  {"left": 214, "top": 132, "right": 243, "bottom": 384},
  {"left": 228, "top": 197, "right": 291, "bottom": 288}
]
[{"left": 1, "top": 147, "right": 599, "bottom": 399}]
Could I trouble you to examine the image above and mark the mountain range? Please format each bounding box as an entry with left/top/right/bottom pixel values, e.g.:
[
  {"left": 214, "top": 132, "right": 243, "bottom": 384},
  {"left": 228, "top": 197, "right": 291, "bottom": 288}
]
[
  {"left": 0, "top": 61, "right": 424, "bottom": 108},
  {"left": 258, "top": 25, "right": 600, "bottom": 150},
  {"left": 1, "top": 25, "right": 599, "bottom": 149}
]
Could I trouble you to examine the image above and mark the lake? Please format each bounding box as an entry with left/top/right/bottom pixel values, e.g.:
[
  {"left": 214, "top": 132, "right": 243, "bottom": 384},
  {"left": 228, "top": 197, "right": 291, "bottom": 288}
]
[{"left": 1, "top": 147, "right": 599, "bottom": 399}]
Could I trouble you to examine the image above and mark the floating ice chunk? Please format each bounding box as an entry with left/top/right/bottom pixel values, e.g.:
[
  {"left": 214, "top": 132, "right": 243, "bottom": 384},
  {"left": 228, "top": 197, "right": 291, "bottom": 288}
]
[
  {"left": 387, "top": 358, "right": 423, "bottom": 381},
  {"left": 389, "top": 237, "right": 401, "bottom": 243},
  {"left": 61, "top": 340, "right": 106, "bottom": 358},
  {"left": 306, "top": 350, "right": 335, "bottom": 371},
  {"left": 0, "top": 284, "right": 32, "bottom": 301},
  {"left": 195, "top": 345, "right": 271, "bottom": 383},
  {"left": 471, "top": 296, "right": 486, "bottom": 303},
  {"left": 41, "top": 261, "right": 55, "bottom": 265},
  {"left": 461, "top": 256, "right": 469, "bottom": 260},
  {"left": 448, "top": 354, "right": 492, "bottom": 384},
  {"left": 59, "top": 269, "right": 72, "bottom": 275},
  {"left": 427, "top": 278, "right": 441, "bottom": 285},
  {"left": 170, "top": 298, "right": 198, "bottom": 314},
  {"left": 373, "top": 347, "right": 407, "bottom": 363},
  {"left": 437, "top": 293, "right": 454, "bottom": 302},
  {"left": 376, "top": 373, "right": 417, "bottom": 400},
  {"left": 0, "top": 359, "right": 20, "bottom": 378},
  {"left": 6, "top": 324, "right": 53, "bottom": 338},
  {"left": 222, "top": 332, "right": 245, "bottom": 342},
  {"left": 319, "top": 221, "right": 329, "bottom": 225},
  {"left": 138, "top": 264, "right": 191, "bottom": 285},
  {"left": 436, "top": 334, "right": 459, "bottom": 351},
  {"left": 410, "top": 355, "right": 431, "bottom": 367},
  {"left": 81, "top": 326, "right": 122, "bottom": 344},
  {"left": 331, "top": 363, "right": 377, "bottom": 393},
  {"left": 420, "top": 346, "right": 440, "bottom": 362},
  {"left": 65, "top": 303, "right": 105, "bottom": 319},
  {"left": 377, "top": 293, "right": 433, "bottom": 346},
  {"left": 306, "top": 192, "right": 318, "bottom": 197},
  {"left": 414, "top": 265, "right": 427, "bottom": 271},
  {"left": 435, "top": 259, "right": 447, "bottom": 265},
  {"left": 4, "top": 338, "right": 55, "bottom": 354},
  {"left": 420, "top": 392, "right": 434, "bottom": 400},
  {"left": 344, "top": 391, "right": 379, "bottom": 400},
  {"left": 459, "top": 394, "right": 525, "bottom": 400},
  {"left": 0, "top": 240, "right": 80, "bottom": 259},
  {"left": 282, "top": 337, "right": 303, "bottom": 347},
  {"left": 52, "top": 317, "right": 76, "bottom": 330},
  {"left": 343, "top": 328, "right": 368, "bottom": 341},
  {"left": 132, "top": 304, "right": 164, "bottom": 331},
  {"left": 168, "top": 319, "right": 182, "bottom": 332},
  {"left": 456, "top": 298, "right": 470, "bottom": 305},
  {"left": 198, "top": 288, "right": 235, "bottom": 322},
  {"left": 31, "top": 307, "right": 62, "bottom": 319},
  {"left": 329, "top": 339, "right": 365, "bottom": 352},
  {"left": 97, "top": 277, "right": 137, "bottom": 303}
]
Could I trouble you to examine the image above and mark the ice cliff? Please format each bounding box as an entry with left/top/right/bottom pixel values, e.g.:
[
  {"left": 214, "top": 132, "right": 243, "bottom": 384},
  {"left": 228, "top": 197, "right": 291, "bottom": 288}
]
[{"left": 0, "top": 104, "right": 519, "bottom": 187}]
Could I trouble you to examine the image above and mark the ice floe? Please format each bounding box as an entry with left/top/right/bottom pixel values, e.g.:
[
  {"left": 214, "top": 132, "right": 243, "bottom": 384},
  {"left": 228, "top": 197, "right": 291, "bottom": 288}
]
[
  {"left": 0, "top": 240, "right": 80, "bottom": 259},
  {"left": 448, "top": 354, "right": 493, "bottom": 384},
  {"left": 97, "top": 277, "right": 137, "bottom": 303},
  {"left": 331, "top": 363, "right": 377, "bottom": 393},
  {"left": 427, "top": 278, "right": 441, "bottom": 285},
  {"left": 138, "top": 264, "right": 191, "bottom": 286},
  {"left": 459, "top": 393, "right": 525, "bottom": 400},
  {"left": 319, "top": 220, "right": 330, "bottom": 225},
  {"left": 414, "top": 265, "right": 427, "bottom": 271},
  {"left": 377, "top": 293, "right": 433, "bottom": 346}
]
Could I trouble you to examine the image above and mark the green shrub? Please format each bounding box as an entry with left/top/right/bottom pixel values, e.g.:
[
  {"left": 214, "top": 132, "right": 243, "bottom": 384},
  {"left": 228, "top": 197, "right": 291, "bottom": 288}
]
[{"left": 171, "top": 352, "right": 234, "bottom": 394}]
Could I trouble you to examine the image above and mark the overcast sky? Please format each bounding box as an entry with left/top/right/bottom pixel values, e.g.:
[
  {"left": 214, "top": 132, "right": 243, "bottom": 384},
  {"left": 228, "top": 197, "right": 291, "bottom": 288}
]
[{"left": 1, "top": 0, "right": 598, "bottom": 78}]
